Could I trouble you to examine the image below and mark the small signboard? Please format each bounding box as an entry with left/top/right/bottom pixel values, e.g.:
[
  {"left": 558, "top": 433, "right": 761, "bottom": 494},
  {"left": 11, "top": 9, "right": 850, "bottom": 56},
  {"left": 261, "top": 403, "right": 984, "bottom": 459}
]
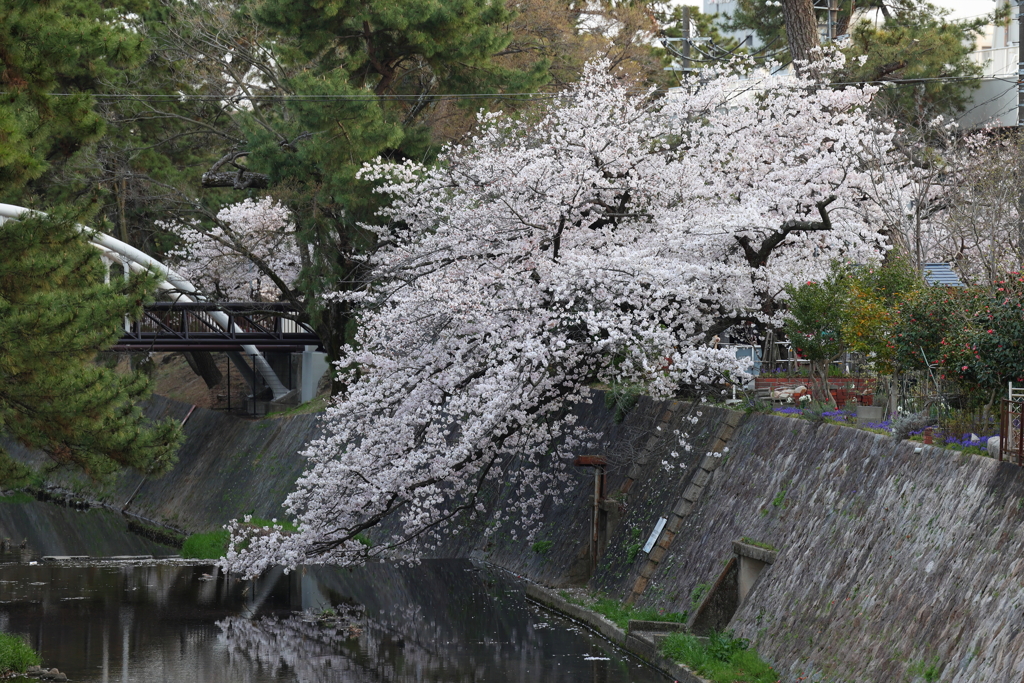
[{"left": 643, "top": 517, "right": 667, "bottom": 554}]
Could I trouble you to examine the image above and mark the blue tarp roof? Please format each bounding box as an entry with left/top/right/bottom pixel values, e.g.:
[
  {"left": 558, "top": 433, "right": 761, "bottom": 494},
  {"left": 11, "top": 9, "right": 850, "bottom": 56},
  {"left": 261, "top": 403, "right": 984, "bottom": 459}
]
[{"left": 922, "top": 263, "right": 965, "bottom": 288}]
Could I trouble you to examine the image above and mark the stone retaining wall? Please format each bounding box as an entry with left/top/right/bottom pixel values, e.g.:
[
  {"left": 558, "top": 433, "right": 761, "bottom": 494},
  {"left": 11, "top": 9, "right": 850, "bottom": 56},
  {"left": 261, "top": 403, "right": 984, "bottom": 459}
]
[
  {"left": 4, "top": 396, "right": 315, "bottom": 532},
  {"left": 616, "top": 413, "right": 1024, "bottom": 683},
  {"left": 13, "top": 394, "right": 1024, "bottom": 681}
]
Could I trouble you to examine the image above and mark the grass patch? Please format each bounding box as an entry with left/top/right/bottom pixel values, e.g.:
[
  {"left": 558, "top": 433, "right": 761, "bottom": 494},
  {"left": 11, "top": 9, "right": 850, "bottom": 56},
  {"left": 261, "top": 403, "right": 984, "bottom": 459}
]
[
  {"left": 771, "top": 486, "right": 787, "bottom": 508},
  {"left": 181, "top": 529, "right": 230, "bottom": 559},
  {"left": 265, "top": 395, "right": 330, "bottom": 419},
  {"left": 626, "top": 527, "right": 643, "bottom": 562},
  {"left": 181, "top": 517, "right": 298, "bottom": 560},
  {"left": 661, "top": 631, "right": 777, "bottom": 683},
  {"left": 626, "top": 541, "right": 642, "bottom": 563},
  {"left": 586, "top": 597, "right": 686, "bottom": 630},
  {"left": 0, "top": 492, "right": 34, "bottom": 504},
  {"left": 0, "top": 632, "right": 40, "bottom": 674},
  {"left": 690, "top": 583, "right": 711, "bottom": 610},
  {"left": 531, "top": 540, "right": 553, "bottom": 554},
  {"left": 248, "top": 516, "right": 298, "bottom": 532},
  {"left": 908, "top": 657, "right": 942, "bottom": 682},
  {"left": 739, "top": 537, "right": 777, "bottom": 552}
]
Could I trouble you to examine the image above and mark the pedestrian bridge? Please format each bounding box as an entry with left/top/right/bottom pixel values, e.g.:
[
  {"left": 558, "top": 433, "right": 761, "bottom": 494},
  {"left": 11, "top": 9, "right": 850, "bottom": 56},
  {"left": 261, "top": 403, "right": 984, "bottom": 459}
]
[
  {"left": 0, "top": 203, "right": 327, "bottom": 405},
  {"left": 113, "top": 302, "right": 321, "bottom": 352}
]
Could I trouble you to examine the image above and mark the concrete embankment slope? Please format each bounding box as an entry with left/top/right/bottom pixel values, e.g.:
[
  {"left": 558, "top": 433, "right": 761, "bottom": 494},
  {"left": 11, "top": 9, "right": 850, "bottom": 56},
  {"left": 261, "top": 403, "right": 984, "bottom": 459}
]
[
  {"left": 4, "top": 396, "right": 317, "bottom": 532},
  {"left": 589, "top": 409, "right": 1024, "bottom": 683},
  {"left": 10, "top": 393, "right": 1024, "bottom": 681}
]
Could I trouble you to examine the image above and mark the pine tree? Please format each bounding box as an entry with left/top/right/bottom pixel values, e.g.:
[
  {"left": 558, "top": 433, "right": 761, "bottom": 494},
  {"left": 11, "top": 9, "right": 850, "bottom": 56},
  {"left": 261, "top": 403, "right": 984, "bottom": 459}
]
[
  {"left": 0, "top": 208, "right": 182, "bottom": 483},
  {"left": 0, "top": 0, "right": 148, "bottom": 203},
  {"left": 721, "top": 0, "right": 989, "bottom": 123},
  {"left": 0, "top": 1, "right": 182, "bottom": 484},
  {"left": 239, "top": 0, "right": 552, "bottom": 377}
]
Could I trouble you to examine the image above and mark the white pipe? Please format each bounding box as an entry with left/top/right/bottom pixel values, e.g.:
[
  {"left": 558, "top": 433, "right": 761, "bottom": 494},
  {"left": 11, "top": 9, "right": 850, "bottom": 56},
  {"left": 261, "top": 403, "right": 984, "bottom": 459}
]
[{"left": 0, "top": 203, "right": 290, "bottom": 399}]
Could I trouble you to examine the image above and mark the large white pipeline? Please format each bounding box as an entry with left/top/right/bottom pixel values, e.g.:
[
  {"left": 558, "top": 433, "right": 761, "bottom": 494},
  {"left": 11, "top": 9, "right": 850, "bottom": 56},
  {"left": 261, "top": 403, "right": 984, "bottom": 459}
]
[{"left": 0, "top": 203, "right": 290, "bottom": 400}]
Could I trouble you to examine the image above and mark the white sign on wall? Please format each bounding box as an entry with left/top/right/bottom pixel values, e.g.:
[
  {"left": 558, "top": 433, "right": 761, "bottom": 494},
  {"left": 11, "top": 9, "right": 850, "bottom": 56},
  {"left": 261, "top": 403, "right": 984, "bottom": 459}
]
[{"left": 643, "top": 517, "right": 668, "bottom": 554}]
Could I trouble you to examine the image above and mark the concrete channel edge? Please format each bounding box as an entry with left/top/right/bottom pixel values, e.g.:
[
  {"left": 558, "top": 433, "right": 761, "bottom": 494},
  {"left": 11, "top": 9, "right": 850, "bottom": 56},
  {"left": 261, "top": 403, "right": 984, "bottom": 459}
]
[{"left": 523, "top": 583, "right": 710, "bottom": 683}]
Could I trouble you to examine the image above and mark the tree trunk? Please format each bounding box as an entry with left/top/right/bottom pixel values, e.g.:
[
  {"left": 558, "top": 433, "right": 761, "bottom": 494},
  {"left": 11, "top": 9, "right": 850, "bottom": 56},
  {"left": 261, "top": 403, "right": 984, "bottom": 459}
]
[
  {"left": 782, "top": 0, "right": 821, "bottom": 68},
  {"left": 200, "top": 171, "right": 270, "bottom": 189},
  {"left": 183, "top": 351, "right": 223, "bottom": 389},
  {"left": 809, "top": 360, "right": 836, "bottom": 408}
]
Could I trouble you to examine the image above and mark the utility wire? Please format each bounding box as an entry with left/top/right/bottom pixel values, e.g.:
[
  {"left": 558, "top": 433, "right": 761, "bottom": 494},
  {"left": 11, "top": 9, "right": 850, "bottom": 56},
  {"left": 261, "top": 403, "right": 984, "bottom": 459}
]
[
  {"left": 12, "top": 91, "right": 564, "bottom": 101},
  {"left": 5, "top": 72, "right": 1020, "bottom": 102}
]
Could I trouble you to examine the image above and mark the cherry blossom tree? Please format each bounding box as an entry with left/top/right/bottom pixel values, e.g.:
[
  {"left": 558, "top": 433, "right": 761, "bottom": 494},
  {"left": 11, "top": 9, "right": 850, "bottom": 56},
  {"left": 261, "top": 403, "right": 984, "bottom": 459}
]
[
  {"left": 162, "top": 197, "right": 302, "bottom": 301},
  {"left": 932, "top": 131, "right": 1024, "bottom": 285},
  {"left": 223, "top": 58, "right": 903, "bottom": 577},
  {"left": 865, "top": 123, "right": 1024, "bottom": 287}
]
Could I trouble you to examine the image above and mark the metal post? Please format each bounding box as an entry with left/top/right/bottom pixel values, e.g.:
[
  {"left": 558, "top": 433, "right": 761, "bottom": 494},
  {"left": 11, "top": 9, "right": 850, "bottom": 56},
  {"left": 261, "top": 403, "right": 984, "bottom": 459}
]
[
  {"left": 1019, "top": 0, "right": 1024, "bottom": 127},
  {"left": 593, "top": 469, "right": 600, "bottom": 572},
  {"left": 681, "top": 7, "right": 691, "bottom": 73},
  {"left": 1019, "top": 399, "right": 1024, "bottom": 466},
  {"left": 827, "top": 0, "right": 834, "bottom": 42},
  {"left": 251, "top": 353, "right": 257, "bottom": 417},
  {"left": 1017, "top": 0, "right": 1024, "bottom": 264},
  {"left": 226, "top": 352, "right": 231, "bottom": 413}
]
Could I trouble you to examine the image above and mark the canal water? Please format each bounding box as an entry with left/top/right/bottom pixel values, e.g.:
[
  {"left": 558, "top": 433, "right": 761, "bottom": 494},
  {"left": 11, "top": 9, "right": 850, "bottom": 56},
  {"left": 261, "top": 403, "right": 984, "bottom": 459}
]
[{"left": 0, "top": 501, "right": 669, "bottom": 682}]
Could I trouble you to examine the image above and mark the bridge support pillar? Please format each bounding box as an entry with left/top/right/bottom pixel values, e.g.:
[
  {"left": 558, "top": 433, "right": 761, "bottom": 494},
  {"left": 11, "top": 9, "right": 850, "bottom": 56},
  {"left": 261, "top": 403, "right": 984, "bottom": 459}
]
[
  {"left": 227, "top": 352, "right": 258, "bottom": 392},
  {"left": 300, "top": 346, "right": 330, "bottom": 404}
]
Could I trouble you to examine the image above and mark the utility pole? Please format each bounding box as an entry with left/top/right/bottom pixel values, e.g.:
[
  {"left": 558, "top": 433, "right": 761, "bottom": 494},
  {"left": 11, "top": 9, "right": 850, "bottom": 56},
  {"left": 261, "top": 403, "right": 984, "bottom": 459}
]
[
  {"left": 681, "top": 6, "right": 691, "bottom": 73},
  {"left": 1018, "top": 0, "right": 1024, "bottom": 263},
  {"left": 1019, "top": 0, "right": 1024, "bottom": 127}
]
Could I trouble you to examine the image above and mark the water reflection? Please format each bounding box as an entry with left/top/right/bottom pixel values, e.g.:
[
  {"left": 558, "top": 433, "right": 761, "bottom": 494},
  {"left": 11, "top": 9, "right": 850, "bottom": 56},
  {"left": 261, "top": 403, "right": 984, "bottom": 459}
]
[
  {"left": 0, "top": 499, "right": 173, "bottom": 559},
  {"left": 0, "top": 560, "right": 666, "bottom": 683}
]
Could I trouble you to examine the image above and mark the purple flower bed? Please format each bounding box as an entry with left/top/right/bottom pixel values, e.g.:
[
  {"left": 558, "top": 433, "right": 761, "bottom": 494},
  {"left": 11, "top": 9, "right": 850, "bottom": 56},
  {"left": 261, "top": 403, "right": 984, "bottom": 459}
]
[
  {"left": 943, "top": 433, "right": 996, "bottom": 449},
  {"left": 774, "top": 407, "right": 803, "bottom": 415},
  {"left": 767, "top": 408, "right": 997, "bottom": 450},
  {"left": 773, "top": 406, "right": 857, "bottom": 420}
]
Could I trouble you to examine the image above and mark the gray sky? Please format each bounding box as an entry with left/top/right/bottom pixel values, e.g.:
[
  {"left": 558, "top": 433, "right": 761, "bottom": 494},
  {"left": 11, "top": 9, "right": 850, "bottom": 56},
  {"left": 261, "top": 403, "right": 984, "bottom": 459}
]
[{"left": 932, "top": 0, "right": 997, "bottom": 21}]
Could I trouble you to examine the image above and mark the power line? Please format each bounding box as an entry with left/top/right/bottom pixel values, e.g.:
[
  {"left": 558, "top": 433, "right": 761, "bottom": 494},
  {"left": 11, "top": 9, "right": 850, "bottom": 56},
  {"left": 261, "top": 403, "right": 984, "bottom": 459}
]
[
  {"left": 2, "top": 73, "right": 1015, "bottom": 102},
  {"left": 7, "top": 91, "right": 563, "bottom": 101}
]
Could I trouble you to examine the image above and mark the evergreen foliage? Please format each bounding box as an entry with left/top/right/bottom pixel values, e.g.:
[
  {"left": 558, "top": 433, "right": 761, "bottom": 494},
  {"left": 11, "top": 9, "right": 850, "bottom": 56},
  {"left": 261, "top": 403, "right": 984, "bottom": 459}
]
[
  {"left": 925, "top": 275, "right": 1024, "bottom": 398},
  {"left": 0, "top": 0, "right": 148, "bottom": 201},
  {"left": 836, "top": 4, "right": 987, "bottom": 125},
  {"left": 786, "top": 258, "right": 923, "bottom": 382},
  {"left": 238, "top": 0, "right": 552, "bottom": 368},
  {"left": 721, "top": 0, "right": 989, "bottom": 123},
  {"left": 0, "top": 208, "right": 182, "bottom": 483},
  {"left": 890, "top": 283, "right": 963, "bottom": 373},
  {"left": 784, "top": 266, "right": 851, "bottom": 367},
  {"left": 842, "top": 256, "right": 922, "bottom": 372}
]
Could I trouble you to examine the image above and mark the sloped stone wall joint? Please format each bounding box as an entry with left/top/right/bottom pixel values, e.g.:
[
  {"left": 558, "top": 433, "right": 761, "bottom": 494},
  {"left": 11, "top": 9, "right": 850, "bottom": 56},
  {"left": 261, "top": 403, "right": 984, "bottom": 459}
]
[{"left": 625, "top": 411, "right": 744, "bottom": 604}]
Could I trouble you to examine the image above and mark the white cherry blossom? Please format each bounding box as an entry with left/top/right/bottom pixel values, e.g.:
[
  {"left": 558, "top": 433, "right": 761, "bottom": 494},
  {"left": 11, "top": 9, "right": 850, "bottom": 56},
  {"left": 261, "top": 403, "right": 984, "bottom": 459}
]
[
  {"left": 222, "top": 59, "right": 903, "bottom": 577},
  {"left": 162, "top": 197, "right": 300, "bottom": 301}
]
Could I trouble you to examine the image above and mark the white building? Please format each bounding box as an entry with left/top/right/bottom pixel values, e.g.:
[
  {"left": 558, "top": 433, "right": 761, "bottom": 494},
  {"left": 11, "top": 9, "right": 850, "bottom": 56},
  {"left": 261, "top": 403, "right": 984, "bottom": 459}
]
[
  {"left": 701, "top": 0, "right": 765, "bottom": 48},
  {"left": 960, "top": 1, "right": 1018, "bottom": 128}
]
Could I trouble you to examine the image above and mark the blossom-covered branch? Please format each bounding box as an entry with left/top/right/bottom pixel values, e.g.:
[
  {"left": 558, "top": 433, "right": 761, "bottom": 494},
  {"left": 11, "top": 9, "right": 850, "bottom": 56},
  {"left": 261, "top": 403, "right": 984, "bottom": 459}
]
[
  {"left": 162, "top": 197, "right": 302, "bottom": 302},
  {"left": 223, "top": 58, "right": 902, "bottom": 577}
]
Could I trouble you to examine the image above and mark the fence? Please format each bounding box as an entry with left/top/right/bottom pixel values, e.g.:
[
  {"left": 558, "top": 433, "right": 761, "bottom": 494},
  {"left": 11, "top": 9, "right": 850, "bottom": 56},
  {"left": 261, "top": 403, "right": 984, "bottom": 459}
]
[{"left": 1001, "top": 400, "right": 1024, "bottom": 465}]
